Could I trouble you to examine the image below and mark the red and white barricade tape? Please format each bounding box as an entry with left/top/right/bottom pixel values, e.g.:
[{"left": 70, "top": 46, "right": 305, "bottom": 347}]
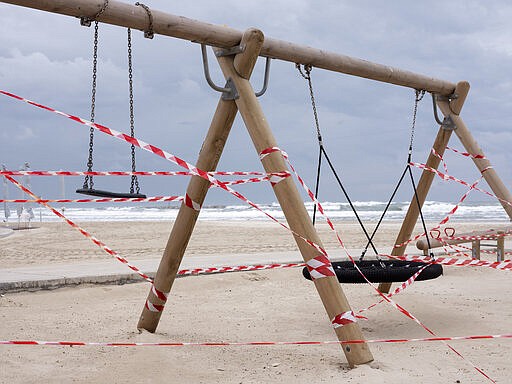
[
  {"left": 261, "top": 146, "right": 498, "bottom": 382},
  {"left": 331, "top": 311, "right": 367, "bottom": 329},
  {"left": 305, "top": 255, "right": 336, "bottom": 280},
  {"left": 393, "top": 174, "right": 482, "bottom": 250},
  {"left": 0, "top": 170, "right": 193, "bottom": 177},
  {"left": 445, "top": 146, "right": 487, "bottom": 160},
  {"left": 145, "top": 285, "right": 170, "bottom": 313},
  {"left": 1, "top": 333, "right": 510, "bottom": 347},
  {"left": 0, "top": 169, "right": 289, "bottom": 178},
  {"left": 384, "top": 254, "right": 512, "bottom": 271},
  {"left": 0, "top": 90, "right": 500, "bottom": 382},
  {"left": 0, "top": 195, "right": 185, "bottom": 204},
  {"left": 411, "top": 161, "right": 512, "bottom": 208},
  {"left": 177, "top": 262, "right": 303, "bottom": 277},
  {"left": 357, "top": 263, "right": 431, "bottom": 315},
  {"left": 4, "top": 175, "right": 154, "bottom": 283},
  {"left": 146, "top": 263, "right": 308, "bottom": 312},
  {"left": 0, "top": 90, "right": 328, "bottom": 261}
]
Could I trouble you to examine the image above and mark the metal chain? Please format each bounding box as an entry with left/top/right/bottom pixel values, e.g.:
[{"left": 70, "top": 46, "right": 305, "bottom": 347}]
[
  {"left": 83, "top": 21, "right": 101, "bottom": 190},
  {"left": 127, "top": 28, "right": 140, "bottom": 194},
  {"left": 408, "top": 89, "right": 426, "bottom": 162},
  {"left": 295, "top": 64, "right": 322, "bottom": 144},
  {"left": 135, "top": 2, "right": 154, "bottom": 39}
]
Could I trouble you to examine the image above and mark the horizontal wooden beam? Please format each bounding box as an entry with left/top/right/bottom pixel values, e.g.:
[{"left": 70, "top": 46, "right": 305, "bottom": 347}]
[{"left": 0, "top": 0, "right": 457, "bottom": 95}]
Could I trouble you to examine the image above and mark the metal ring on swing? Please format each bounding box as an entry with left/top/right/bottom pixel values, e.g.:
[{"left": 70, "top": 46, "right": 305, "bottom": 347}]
[{"left": 302, "top": 260, "right": 443, "bottom": 284}]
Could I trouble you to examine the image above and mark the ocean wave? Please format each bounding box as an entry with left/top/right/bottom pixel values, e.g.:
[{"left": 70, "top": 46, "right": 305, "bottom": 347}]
[{"left": 6, "top": 200, "right": 509, "bottom": 223}]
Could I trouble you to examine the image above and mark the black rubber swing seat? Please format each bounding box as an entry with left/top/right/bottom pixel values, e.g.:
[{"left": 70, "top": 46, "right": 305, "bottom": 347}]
[
  {"left": 76, "top": 188, "right": 147, "bottom": 199},
  {"left": 302, "top": 260, "right": 443, "bottom": 284}
]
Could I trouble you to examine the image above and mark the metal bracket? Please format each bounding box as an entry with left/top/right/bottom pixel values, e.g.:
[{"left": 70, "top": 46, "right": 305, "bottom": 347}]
[
  {"left": 215, "top": 45, "right": 245, "bottom": 57},
  {"left": 201, "top": 44, "right": 271, "bottom": 98},
  {"left": 201, "top": 44, "right": 238, "bottom": 100},
  {"left": 221, "top": 78, "right": 239, "bottom": 100},
  {"left": 436, "top": 93, "right": 458, "bottom": 102},
  {"left": 255, "top": 57, "right": 271, "bottom": 97},
  {"left": 432, "top": 93, "right": 457, "bottom": 130}
]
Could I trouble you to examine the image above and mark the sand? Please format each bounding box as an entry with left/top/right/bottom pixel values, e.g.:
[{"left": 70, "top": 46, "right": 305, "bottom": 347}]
[{"left": 0, "top": 220, "right": 511, "bottom": 383}]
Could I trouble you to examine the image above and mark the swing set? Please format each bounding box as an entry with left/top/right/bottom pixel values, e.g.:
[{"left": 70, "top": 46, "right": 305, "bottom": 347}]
[{"left": 2, "top": 0, "right": 512, "bottom": 368}]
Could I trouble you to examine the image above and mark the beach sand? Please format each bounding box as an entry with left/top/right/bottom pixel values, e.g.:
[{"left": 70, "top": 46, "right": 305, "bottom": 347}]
[{"left": 0, "top": 220, "right": 511, "bottom": 383}]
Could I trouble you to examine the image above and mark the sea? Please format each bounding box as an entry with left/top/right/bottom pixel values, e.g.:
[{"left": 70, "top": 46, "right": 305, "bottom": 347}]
[{"left": 5, "top": 201, "right": 509, "bottom": 223}]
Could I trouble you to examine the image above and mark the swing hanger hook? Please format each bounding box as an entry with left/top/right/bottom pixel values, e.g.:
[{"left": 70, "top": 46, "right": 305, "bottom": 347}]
[
  {"left": 201, "top": 44, "right": 271, "bottom": 100},
  {"left": 80, "top": 0, "right": 109, "bottom": 27},
  {"left": 135, "top": 2, "right": 154, "bottom": 39},
  {"left": 431, "top": 93, "right": 457, "bottom": 130}
]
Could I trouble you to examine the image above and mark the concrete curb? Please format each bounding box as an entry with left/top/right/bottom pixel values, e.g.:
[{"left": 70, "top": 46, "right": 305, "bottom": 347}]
[
  {"left": 0, "top": 250, "right": 333, "bottom": 294},
  {"left": 0, "top": 273, "right": 155, "bottom": 293}
]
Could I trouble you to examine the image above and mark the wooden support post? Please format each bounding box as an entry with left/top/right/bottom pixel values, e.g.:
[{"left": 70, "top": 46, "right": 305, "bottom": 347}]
[
  {"left": 497, "top": 234, "right": 505, "bottom": 262},
  {"left": 378, "top": 81, "right": 470, "bottom": 293},
  {"left": 472, "top": 240, "right": 481, "bottom": 260},
  {"left": 215, "top": 36, "right": 373, "bottom": 367},
  {"left": 137, "top": 29, "right": 263, "bottom": 333}
]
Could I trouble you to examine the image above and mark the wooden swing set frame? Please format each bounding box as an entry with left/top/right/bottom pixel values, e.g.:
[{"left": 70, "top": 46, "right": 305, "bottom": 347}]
[{"left": 3, "top": 0, "right": 512, "bottom": 367}]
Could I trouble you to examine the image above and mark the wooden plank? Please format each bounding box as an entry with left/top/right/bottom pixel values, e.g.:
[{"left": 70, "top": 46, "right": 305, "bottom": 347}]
[{"left": 0, "top": 0, "right": 456, "bottom": 94}]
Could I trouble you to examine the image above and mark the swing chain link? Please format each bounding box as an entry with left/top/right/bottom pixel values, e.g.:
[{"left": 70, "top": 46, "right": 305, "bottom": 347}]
[
  {"left": 295, "top": 64, "right": 322, "bottom": 145},
  {"left": 408, "top": 89, "right": 426, "bottom": 162},
  {"left": 127, "top": 28, "right": 141, "bottom": 195}
]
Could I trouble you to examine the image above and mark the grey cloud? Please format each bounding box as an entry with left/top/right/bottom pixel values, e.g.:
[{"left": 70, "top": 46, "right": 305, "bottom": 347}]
[{"left": 0, "top": 0, "right": 511, "bottom": 205}]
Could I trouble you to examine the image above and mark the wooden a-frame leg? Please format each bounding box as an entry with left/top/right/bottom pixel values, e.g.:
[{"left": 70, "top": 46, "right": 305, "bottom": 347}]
[
  {"left": 437, "top": 104, "right": 512, "bottom": 221},
  {"left": 378, "top": 81, "right": 470, "bottom": 294},
  {"left": 215, "top": 36, "right": 373, "bottom": 367},
  {"left": 137, "top": 29, "right": 263, "bottom": 333}
]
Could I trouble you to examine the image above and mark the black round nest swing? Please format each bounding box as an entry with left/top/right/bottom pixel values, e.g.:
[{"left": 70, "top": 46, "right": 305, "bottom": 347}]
[
  {"left": 302, "top": 260, "right": 443, "bottom": 284},
  {"left": 296, "top": 64, "right": 444, "bottom": 285}
]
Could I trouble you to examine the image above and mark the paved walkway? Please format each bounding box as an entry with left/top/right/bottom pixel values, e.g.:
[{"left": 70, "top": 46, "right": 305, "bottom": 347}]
[
  {"left": 0, "top": 227, "right": 14, "bottom": 239},
  {"left": 0, "top": 250, "right": 352, "bottom": 294}
]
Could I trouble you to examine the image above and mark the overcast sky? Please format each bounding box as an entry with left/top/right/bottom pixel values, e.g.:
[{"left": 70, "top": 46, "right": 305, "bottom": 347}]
[{"left": 1, "top": 0, "right": 512, "bottom": 207}]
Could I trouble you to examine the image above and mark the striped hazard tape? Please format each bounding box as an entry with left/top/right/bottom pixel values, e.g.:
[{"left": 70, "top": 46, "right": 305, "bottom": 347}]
[
  {"left": 445, "top": 146, "right": 487, "bottom": 160},
  {"left": 0, "top": 170, "right": 288, "bottom": 177},
  {"left": 4, "top": 175, "right": 154, "bottom": 283},
  {"left": 305, "top": 255, "right": 335, "bottom": 280},
  {"left": 0, "top": 90, "right": 328, "bottom": 261},
  {"left": 386, "top": 254, "right": 512, "bottom": 271},
  {"left": 331, "top": 311, "right": 367, "bottom": 329},
  {"left": 0, "top": 90, "right": 503, "bottom": 382},
  {"left": 5, "top": 174, "right": 306, "bottom": 285},
  {"left": 145, "top": 285, "right": 169, "bottom": 313},
  {"left": 0, "top": 195, "right": 185, "bottom": 204},
  {"left": 261, "top": 146, "right": 501, "bottom": 382},
  {"left": 1, "top": 333, "right": 510, "bottom": 347}
]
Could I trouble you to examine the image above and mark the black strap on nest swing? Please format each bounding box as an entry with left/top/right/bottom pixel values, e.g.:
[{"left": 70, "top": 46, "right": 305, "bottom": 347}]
[
  {"left": 296, "top": 64, "right": 442, "bottom": 284},
  {"left": 76, "top": 1, "right": 146, "bottom": 199}
]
